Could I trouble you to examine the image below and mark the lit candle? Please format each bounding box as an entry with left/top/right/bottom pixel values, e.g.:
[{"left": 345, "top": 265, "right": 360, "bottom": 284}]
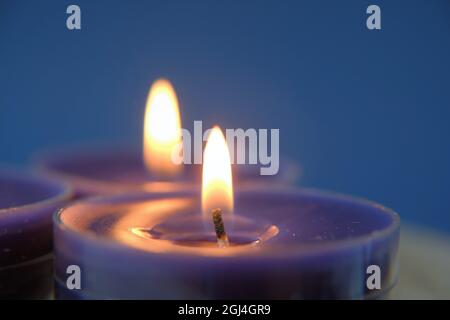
[
  {"left": 0, "top": 169, "right": 72, "bottom": 299},
  {"left": 35, "top": 79, "right": 299, "bottom": 197},
  {"left": 143, "top": 79, "right": 183, "bottom": 178},
  {"left": 54, "top": 127, "right": 399, "bottom": 299}
]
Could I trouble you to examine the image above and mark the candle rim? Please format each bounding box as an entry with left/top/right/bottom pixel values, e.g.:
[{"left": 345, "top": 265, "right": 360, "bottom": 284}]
[
  {"left": 54, "top": 187, "right": 400, "bottom": 259},
  {"left": 34, "top": 145, "right": 300, "bottom": 195},
  {"left": 0, "top": 166, "right": 73, "bottom": 215},
  {"left": 34, "top": 145, "right": 198, "bottom": 195}
]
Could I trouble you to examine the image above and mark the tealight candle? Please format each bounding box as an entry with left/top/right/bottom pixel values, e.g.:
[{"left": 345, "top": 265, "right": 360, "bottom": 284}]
[
  {"left": 54, "top": 128, "right": 399, "bottom": 299},
  {"left": 35, "top": 79, "right": 299, "bottom": 197},
  {"left": 0, "top": 169, "right": 72, "bottom": 298}
]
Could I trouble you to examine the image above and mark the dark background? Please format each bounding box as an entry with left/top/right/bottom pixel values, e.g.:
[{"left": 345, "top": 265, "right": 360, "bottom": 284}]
[{"left": 1, "top": 0, "right": 449, "bottom": 232}]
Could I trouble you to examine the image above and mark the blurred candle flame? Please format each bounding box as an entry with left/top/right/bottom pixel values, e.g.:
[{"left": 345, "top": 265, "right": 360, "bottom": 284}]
[
  {"left": 143, "top": 79, "right": 182, "bottom": 177},
  {"left": 202, "top": 126, "right": 234, "bottom": 216}
]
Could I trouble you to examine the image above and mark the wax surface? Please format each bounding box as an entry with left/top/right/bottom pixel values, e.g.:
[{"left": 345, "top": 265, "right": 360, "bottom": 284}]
[
  {"left": 54, "top": 189, "right": 399, "bottom": 299},
  {"left": 59, "top": 190, "right": 395, "bottom": 255},
  {"left": 0, "top": 173, "right": 64, "bottom": 208}
]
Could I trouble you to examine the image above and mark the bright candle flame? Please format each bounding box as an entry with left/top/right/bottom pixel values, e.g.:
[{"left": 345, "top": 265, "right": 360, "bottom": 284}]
[
  {"left": 202, "top": 126, "right": 234, "bottom": 215},
  {"left": 143, "top": 79, "right": 182, "bottom": 177}
]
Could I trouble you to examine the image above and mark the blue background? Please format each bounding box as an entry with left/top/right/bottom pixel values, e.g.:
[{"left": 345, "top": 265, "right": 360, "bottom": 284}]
[{"left": 1, "top": 1, "right": 449, "bottom": 232}]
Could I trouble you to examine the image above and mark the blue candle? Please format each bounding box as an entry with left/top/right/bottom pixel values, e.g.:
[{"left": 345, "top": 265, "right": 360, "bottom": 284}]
[
  {"left": 53, "top": 126, "right": 399, "bottom": 299},
  {"left": 53, "top": 188, "right": 399, "bottom": 299},
  {"left": 0, "top": 169, "right": 72, "bottom": 298}
]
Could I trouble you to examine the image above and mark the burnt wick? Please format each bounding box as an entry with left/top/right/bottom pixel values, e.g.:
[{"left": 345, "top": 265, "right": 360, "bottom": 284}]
[{"left": 212, "top": 208, "right": 229, "bottom": 247}]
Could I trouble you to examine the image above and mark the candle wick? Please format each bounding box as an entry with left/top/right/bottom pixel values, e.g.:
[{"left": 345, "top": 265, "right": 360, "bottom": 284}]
[{"left": 211, "top": 208, "right": 229, "bottom": 247}]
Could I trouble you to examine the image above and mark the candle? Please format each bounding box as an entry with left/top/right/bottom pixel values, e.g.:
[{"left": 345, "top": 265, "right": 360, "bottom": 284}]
[
  {"left": 35, "top": 79, "right": 300, "bottom": 197},
  {"left": 0, "top": 169, "right": 72, "bottom": 299},
  {"left": 53, "top": 127, "right": 399, "bottom": 299}
]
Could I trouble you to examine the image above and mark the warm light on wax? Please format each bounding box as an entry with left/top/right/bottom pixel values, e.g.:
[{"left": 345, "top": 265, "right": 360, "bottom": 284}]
[
  {"left": 202, "top": 126, "right": 234, "bottom": 216},
  {"left": 143, "top": 79, "right": 182, "bottom": 177}
]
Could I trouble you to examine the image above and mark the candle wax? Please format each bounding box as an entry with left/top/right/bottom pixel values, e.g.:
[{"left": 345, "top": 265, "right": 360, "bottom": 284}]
[
  {"left": 0, "top": 169, "right": 72, "bottom": 298},
  {"left": 54, "top": 188, "right": 399, "bottom": 299}
]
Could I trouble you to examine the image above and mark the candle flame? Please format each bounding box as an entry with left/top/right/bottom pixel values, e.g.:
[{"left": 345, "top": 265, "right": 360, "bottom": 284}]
[
  {"left": 202, "top": 126, "right": 234, "bottom": 215},
  {"left": 143, "top": 79, "right": 182, "bottom": 177}
]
